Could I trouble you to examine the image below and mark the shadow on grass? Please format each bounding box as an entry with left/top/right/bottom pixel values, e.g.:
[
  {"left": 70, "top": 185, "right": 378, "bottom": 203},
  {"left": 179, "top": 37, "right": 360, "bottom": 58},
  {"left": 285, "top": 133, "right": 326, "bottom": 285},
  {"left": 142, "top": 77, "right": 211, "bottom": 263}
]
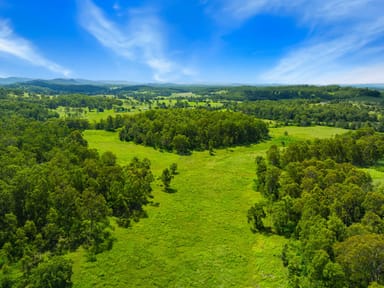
[
  {"left": 164, "top": 187, "right": 177, "bottom": 194},
  {"left": 149, "top": 201, "right": 160, "bottom": 207}
]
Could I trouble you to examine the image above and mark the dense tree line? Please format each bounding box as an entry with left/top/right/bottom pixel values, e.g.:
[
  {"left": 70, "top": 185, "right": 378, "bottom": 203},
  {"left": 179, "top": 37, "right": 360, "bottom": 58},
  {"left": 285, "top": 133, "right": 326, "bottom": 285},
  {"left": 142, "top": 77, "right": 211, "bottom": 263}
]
[
  {"left": 219, "top": 85, "right": 383, "bottom": 101},
  {"left": 249, "top": 129, "right": 384, "bottom": 287},
  {"left": 0, "top": 112, "right": 154, "bottom": 286},
  {"left": 10, "top": 80, "right": 111, "bottom": 95},
  {"left": 0, "top": 92, "right": 122, "bottom": 122},
  {"left": 280, "top": 128, "right": 384, "bottom": 167},
  {"left": 235, "top": 100, "right": 384, "bottom": 130},
  {"left": 0, "top": 98, "right": 59, "bottom": 121},
  {"left": 6, "top": 80, "right": 383, "bottom": 102},
  {"left": 118, "top": 109, "right": 269, "bottom": 154},
  {"left": 43, "top": 94, "right": 123, "bottom": 111}
]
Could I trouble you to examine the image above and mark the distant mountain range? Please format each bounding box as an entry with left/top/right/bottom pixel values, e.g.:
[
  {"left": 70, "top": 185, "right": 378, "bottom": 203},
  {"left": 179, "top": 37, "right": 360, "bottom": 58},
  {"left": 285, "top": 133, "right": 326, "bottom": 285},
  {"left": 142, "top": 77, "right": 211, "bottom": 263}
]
[
  {"left": 0, "top": 77, "right": 383, "bottom": 93},
  {"left": 0, "top": 77, "right": 140, "bottom": 86},
  {"left": 0, "top": 78, "right": 141, "bottom": 94},
  {"left": 0, "top": 77, "right": 33, "bottom": 85}
]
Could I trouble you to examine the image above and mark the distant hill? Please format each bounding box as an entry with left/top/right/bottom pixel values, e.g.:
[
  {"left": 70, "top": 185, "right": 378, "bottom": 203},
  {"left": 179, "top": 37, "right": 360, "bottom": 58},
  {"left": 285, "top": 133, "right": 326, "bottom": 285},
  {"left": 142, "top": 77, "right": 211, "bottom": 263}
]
[
  {"left": 1, "top": 77, "right": 383, "bottom": 97},
  {"left": 6, "top": 79, "right": 111, "bottom": 94},
  {"left": 0, "top": 77, "right": 32, "bottom": 85},
  {"left": 350, "top": 84, "right": 384, "bottom": 90}
]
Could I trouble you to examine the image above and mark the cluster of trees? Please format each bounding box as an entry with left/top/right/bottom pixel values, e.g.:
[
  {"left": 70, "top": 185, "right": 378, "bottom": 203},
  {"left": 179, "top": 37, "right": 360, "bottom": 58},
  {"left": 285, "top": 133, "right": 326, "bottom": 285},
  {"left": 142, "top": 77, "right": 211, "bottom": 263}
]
[
  {"left": 0, "top": 92, "right": 123, "bottom": 123},
  {"left": 118, "top": 109, "right": 269, "bottom": 154},
  {"left": 248, "top": 129, "right": 384, "bottom": 287},
  {"left": 0, "top": 111, "right": 154, "bottom": 286},
  {"left": 280, "top": 128, "right": 384, "bottom": 167},
  {"left": 42, "top": 94, "right": 123, "bottom": 111},
  {"left": 0, "top": 97, "right": 59, "bottom": 121},
  {"left": 219, "top": 85, "right": 382, "bottom": 101},
  {"left": 235, "top": 100, "right": 384, "bottom": 130}
]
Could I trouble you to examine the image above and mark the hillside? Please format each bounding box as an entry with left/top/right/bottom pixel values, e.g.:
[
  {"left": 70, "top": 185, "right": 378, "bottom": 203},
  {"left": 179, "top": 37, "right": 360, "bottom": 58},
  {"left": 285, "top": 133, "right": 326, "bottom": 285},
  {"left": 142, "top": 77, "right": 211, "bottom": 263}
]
[{"left": 70, "top": 126, "right": 349, "bottom": 287}]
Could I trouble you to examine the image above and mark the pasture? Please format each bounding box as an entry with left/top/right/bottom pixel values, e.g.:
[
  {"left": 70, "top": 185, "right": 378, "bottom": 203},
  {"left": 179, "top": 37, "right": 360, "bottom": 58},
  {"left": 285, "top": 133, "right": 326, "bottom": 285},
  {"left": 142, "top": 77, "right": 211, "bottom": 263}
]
[{"left": 72, "top": 126, "right": 350, "bottom": 287}]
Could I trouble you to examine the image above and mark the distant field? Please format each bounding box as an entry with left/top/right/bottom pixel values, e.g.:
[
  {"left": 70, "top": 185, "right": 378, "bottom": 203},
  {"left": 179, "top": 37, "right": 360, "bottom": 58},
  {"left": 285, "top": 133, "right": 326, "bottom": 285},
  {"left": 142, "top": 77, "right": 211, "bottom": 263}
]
[
  {"left": 270, "top": 126, "right": 348, "bottom": 140},
  {"left": 55, "top": 107, "right": 144, "bottom": 123},
  {"left": 73, "top": 126, "right": 354, "bottom": 287}
]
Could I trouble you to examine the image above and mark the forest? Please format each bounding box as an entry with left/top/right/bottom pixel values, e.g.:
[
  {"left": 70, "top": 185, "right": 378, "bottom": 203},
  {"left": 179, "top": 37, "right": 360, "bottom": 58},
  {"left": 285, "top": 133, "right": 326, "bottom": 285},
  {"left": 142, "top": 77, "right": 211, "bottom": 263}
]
[
  {"left": 118, "top": 109, "right": 269, "bottom": 154},
  {"left": 0, "top": 91, "right": 154, "bottom": 287},
  {"left": 234, "top": 100, "right": 384, "bottom": 131},
  {"left": 249, "top": 129, "right": 384, "bottom": 287},
  {"left": 1, "top": 84, "right": 384, "bottom": 287}
]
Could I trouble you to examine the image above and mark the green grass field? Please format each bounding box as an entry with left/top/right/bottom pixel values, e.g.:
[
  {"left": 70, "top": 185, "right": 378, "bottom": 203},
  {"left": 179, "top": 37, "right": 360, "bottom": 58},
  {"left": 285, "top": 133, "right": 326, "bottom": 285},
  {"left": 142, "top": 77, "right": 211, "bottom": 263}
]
[{"left": 72, "top": 126, "right": 350, "bottom": 288}]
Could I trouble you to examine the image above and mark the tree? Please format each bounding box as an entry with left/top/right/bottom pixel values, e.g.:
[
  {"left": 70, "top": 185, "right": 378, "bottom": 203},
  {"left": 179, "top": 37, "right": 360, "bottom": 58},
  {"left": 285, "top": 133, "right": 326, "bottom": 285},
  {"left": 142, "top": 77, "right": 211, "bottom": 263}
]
[
  {"left": 172, "top": 134, "right": 190, "bottom": 155},
  {"left": 267, "top": 145, "right": 280, "bottom": 167},
  {"left": 169, "top": 163, "right": 178, "bottom": 175},
  {"left": 247, "top": 202, "right": 266, "bottom": 233},
  {"left": 264, "top": 166, "right": 281, "bottom": 200},
  {"left": 28, "top": 256, "right": 73, "bottom": 288},
  {"left": 112, "top": 157, "right": 154, "bottom": 226},
  {"left": 161, "top": 168, "right": 173, "bottom": 191},
  {"left": 80, "top": 189, "right": 110, "bottom": 252},
  {"left": 335, "top": 234, "right": 384, "bottom": 287},
  {"left": 255, "top": 156, "right": 267, "bottom": 192},
  {"left": 271, "top": 196, "right": 298, "bottom": 236}
]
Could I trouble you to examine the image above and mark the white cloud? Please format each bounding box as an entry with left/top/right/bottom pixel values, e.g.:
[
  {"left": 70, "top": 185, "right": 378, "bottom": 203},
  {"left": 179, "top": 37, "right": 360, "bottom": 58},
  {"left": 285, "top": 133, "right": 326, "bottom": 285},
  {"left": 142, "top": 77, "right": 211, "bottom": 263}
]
[
  {"left": 0, "top": 20, "right": 71, "bottom": 77},
  {"left": 214, "top": 0, "right": 377, "bottom": 24},
  {"left": 261, "top": 14, "right": 384, "bottom": 84},
  {"left": 78, "top": 0, "right": 192, "bottom": 82},
  {"left": 209, "top": 0, "right": 384, "bottom": 84}
]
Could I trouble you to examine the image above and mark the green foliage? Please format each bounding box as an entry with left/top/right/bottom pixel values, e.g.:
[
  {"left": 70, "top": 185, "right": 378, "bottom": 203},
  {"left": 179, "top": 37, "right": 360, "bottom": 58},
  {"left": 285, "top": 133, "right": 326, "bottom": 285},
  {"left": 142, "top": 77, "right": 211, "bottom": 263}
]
[
  {"left": 119, "top": 109, "right": 269, "bottom": 154},
  {"left": 335, "top": 234, "right": 384, "bottom": 287},
  {"left": 278, "top": 128, "right": 384, "bottom": 167},
  {"left": 247, "top": 202, "right": 267, "bottom": 233},
  {"left": 222, "top": 85, "right": 382, "bottom": 101},
  {"left": 160, "top": 168, "right": 173, "bottom": 191},
  {"left": 3, "top": 85, "right": 384, "bottom": 288},
  {"left": 0, "top": 109, "right": 154, "bottom": 283},
  {"left": 251, "top": 129, "right": 384, "bottom": 287},
  {"left": 235, "top": 99, "right": 384, "bottom": 130},
  {"left": 26, "top": 256, "right": 73, "bottom": 288},
  {"left": 71, "top": 128, "right": 296, "bottom": 288},
  {"left": 169, "top": 163, "right": 178, "bottom": 175},
  {"left": 267, "top": 144, "right": 280, "bottom": 167},
  {"left": 112, "top": 157, "right": 154, "bottom": 227}
]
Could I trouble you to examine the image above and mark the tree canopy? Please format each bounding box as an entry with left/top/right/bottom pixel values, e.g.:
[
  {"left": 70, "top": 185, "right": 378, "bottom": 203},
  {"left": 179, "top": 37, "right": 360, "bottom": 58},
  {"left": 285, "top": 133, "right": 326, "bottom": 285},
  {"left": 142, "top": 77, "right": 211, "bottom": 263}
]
[{"left": 119, "top": 109, "right": 269, "bottom": 154}]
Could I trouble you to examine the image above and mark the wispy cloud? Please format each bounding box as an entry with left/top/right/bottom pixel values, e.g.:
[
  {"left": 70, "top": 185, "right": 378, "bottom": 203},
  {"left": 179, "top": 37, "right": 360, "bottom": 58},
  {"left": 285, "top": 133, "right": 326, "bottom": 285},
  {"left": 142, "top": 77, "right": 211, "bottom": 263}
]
[
  {"left": 262, "top": 16, "right": 384, "bottom": 83},
  {"left": 213, "top": 0, "right": 378, "bottom": 25},
  {"left": 78, "top": 0, "right": 192, "bottom": 82},
  {"left": 0, "top": 20, "right": 71, "bottom": 77},
  {"left": 209, "top": 0, "right": 384, "bottom": 84}
]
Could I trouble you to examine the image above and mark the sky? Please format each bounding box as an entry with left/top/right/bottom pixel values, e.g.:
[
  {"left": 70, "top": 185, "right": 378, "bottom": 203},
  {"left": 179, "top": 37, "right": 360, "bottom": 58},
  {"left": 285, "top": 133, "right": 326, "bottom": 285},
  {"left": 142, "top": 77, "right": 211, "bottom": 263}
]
[{"left": 0, "top": 0, "right": 383, "bottom": 84}]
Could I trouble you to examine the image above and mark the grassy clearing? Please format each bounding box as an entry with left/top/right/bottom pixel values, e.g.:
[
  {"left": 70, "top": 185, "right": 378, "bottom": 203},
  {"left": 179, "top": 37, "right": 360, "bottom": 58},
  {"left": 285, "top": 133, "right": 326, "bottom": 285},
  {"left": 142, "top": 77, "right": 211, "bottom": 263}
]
[
  {"left": 270, "top": 126, "right": 348, "bottom": 140},
  {"left": 72, "top": 126, "right": 349, "bottom": 288},
  {"left": 362, "top": 168, "right": 384, "bottom": 186}
]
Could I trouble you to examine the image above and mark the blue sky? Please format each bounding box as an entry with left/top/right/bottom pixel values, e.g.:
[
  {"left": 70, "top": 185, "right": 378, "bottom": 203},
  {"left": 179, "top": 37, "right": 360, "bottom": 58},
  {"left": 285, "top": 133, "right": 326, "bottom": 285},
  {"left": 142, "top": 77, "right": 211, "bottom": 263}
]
[{"left": 0, "top": 0, "right": 383, "bottom": 84}]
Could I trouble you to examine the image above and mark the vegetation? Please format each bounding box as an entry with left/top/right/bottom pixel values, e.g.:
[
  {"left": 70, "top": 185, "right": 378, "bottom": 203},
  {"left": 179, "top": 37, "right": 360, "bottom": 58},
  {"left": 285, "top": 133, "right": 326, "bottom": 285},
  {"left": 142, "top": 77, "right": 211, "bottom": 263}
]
[
  {"left": 0, "top": 95, "right": 154, "bottom": 286},
  {"left": 221, "top": 85, "right": 382, "bottom": 101},
  {"left": 76, "top": 129, "right": 292, "bottom": 287},
  {"left": 249, "top": 129, "right": 384, "bottom": 287},
  {"left": 235, "top": 99, "right": 384, "bottom": 130},
  {"left": 1, "top": 84, "right": 384, "bottom": 287},
  {"left": 119, "top": 109, "right": 269, "bottom": 154},
  {"left": 4, "top": 80, "right": 383, "bottom": 101}
]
